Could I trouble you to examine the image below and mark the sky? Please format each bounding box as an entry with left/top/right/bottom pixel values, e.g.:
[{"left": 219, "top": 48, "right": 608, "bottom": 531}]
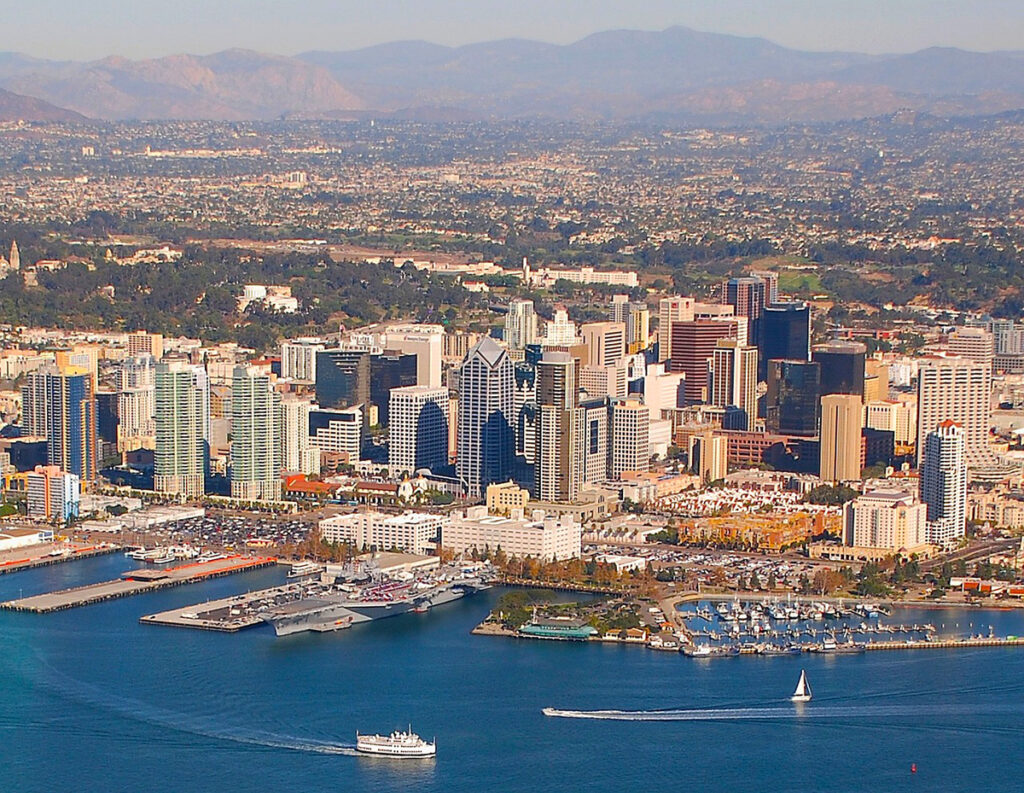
[{"left": 4, "top": 0, "right": 1024, "bottom": 61}]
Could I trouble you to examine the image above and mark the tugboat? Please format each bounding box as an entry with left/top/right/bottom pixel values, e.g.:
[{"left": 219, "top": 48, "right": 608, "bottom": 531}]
[
  {"left": 356, "top": 728, "right": 436, "bottom": 758},
  {"left": 791, "top": 670, "right": 812, "bottom": 703}
]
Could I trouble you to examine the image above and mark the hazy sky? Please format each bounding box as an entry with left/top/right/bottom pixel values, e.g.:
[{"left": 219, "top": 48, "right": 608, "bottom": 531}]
[{"left": 6, "top": 0, "right": 1024, "bottom": 61}]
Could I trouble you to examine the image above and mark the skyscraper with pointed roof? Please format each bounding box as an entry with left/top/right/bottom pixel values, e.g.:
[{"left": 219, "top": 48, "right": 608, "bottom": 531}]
[{"left": 457, "top": 337, "right": 514, "bottom": 497}]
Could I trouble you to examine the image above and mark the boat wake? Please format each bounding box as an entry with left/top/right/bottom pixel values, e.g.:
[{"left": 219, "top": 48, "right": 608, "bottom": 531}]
[
  {"left": 542, "top": 702, "right": 1024, "bottom": 722},
  {"left": 35, "top": 660, "right": 358, "bottom": 755}
]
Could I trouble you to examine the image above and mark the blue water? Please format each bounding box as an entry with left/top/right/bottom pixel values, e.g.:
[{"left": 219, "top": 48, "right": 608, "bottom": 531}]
[{"left": 2, "top": 555, "right": 1023, "bottom": 793}]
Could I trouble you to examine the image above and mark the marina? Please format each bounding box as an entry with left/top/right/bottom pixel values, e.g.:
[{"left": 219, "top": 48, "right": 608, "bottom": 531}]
[{"left": 1, "top": 554, "right": 276, "bottom": 613}]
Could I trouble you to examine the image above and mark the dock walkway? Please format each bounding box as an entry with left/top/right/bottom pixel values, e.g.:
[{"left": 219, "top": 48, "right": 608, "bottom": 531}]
[{"left": 1, "top": 555, "right": 276, "bottom": 613}]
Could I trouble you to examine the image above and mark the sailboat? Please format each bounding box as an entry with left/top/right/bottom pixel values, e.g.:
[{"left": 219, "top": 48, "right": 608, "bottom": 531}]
[{"left": 791, "top": 669, "right": 812, "bottom": 703}]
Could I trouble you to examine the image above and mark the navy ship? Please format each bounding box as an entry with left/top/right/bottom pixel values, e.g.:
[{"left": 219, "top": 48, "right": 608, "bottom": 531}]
[{"left": 261, "top": 576, "right": 488, "bottom": 636}]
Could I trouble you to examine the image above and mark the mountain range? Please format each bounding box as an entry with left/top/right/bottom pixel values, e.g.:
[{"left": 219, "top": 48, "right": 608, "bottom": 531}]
[{"left": 3, "top": 27, "right": 1024, "bottom": 124}]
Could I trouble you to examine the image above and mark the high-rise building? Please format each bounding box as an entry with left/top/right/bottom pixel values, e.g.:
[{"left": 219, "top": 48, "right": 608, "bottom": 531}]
[
  {"left": 127, "top": 331, "right": 163, "bottom": 361},
  {"left": 642, "top": 365, "right": 685, "bottom": 417},
  {"left": 762, "top": 302, "right": 810, "bottom": 366},
  {"left": 309, "top": 406, "right": 362, "bottom": 460},
  {"left": 457, "top": 337, "right": 514, "bottom": 497},
  {"left": 658, "top": 296, "right": 695, "bottom": 362},
  {"left": 580, "top": 397, "right": 609, "bottom": 484},
  {"left": 280, "top": 338, "right": 325, "bottom": 382},
  {"left": 842, "top": 490, "right": 927, "bottom": 550},
  {"left": 948, "top": 327, "right": 994, "bottom": 374},
  {"left": 611, "top": 296, "right": 650, "bottom": 355},
  {"left": 580, "top": 321, "right": 626, "bottom": 367},
  {"left": 117, "top": 354, "right": 157, "bottom": 452},
  {"left": 669, "top": 320, "right": 739, "bottom": 404},
  {"left": 723, "top": 276, "right": 767, "bottom": 348},
  {"left": 279, "top": 396, "right": 320, "bottom": 475},
  {"left": 230, "top": 366, "right": 282, "bottom": 501},
  {"left": 26, "top": 465, "right": 80, "bottom": 522},
  {"left": 370, "top": 352, "right": 418, "bottom": 426},
  {"left": 709, "top": 339, "right": 758, "bottom": 431},
  {"left": 154, "top": 360, "right": 208, "bottom": 497},
  {"left": 819, "top": 393, "right": 863, "bottom": 482},
  {"left": 388, "top": 385, "right": 450, "bottom": 475},
  {"left": 315, "top": 350, "right": 370, "bottom": 412},
  {"left": 610, "top": 398, "right": 650, "bottom": 479},
  {"left": 513, "top": 363, "right": 537, "bottom": 464},
  {"left": 690, "top": 431, "right": 727, "bottom": 483},
  {"left": 535, "top": 351, "right": 583, "bottom": 502},
  {"left": 580, "top": 362, "right": 628, "bottom": 400},
  {"left": 542, "top": 307, "right": 578, "bottom": 346},
  {"left": 863, "top": 358, "right": 891, "bottom": 403},
  {"left": 813, "top": 341, "right": 867, "bottom": 398},
  {"left": 383, "top": 324, "right": 444, "bottom": 388},
  {"left": 22, "top": 366, "right": 97, "bottom": 483},
  {"left": 920, "top": 420, "right": 968, "bottom": 545},
  {"left": 765, "top": 359, "right": 820, "bottom": 436},
  {"left": 916, "top": 355, "right": 994, "bottom": 469},
  {"left": 506, "top": 298, "right": 539, "bottom": 351},
  {"left": 864, "top": 400, "right": 916, "bottom": 446}
]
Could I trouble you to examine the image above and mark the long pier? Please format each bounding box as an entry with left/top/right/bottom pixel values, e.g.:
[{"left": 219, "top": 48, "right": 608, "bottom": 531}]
[
  {"left": 863, "top": 637, "right": 1024, "bottom": 651},
  {"left": 1, "top": 555, "right": 277, "bottom": 613},
  {"left": 0, "top": 543, "right": 123, "bottom": 576}
]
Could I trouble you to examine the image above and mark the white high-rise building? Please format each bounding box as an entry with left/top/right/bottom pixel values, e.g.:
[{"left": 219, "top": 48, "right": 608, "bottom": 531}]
[
  {"left": 505, "top": 299, "right": 538, "bottom": 351},
  {"left": 230, "top": 366, "right": 282, "bottom": 501},
  {"left": 842, "top": 490, "right": 928, "bottom": 550},
  {"left": 383, "top": 324, "right": 444, "bottom": 388},
  {"left": 948, "top": 327, "right": 994, "bottom": 373},
  {"left": 154, "top": 360, "right": 209, "bottom": 497},
  {"left": 920, "top": 420, "right": 968, "bottom": 546},
  {"left": 389, "top": 385, "right": 450, "bottom": 475},
  {"left": 279, "top": 396, "right": 320, "bottom": 475},
  {"left": 280, "top": 338, "right": 325, "bottom": 382},
  {"left": 542, "top": 308, "right": 578, "bottom": 346},
  {"left": 916, "top": 355, "right": 994, "bottom": 469},
  {"left": 658, "top": 296, "right": 695, "bottom": 362},
  {"left": 457, "top": 338, "right": 514, "bottom": 497},
  {"left": 610, "top": 398, "right": 650, "bottom": 479}
]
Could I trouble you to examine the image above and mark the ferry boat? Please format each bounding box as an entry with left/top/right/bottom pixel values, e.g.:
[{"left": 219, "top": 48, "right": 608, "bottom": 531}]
[
  {"left": 791, "top": 670, "right": 812, "bottom": 703},
  {"left": 355, "top": 729, "right": 435, "bottom": 758},
  {"left": 286, "top": 560, "right": 322, "bottom": 579}
]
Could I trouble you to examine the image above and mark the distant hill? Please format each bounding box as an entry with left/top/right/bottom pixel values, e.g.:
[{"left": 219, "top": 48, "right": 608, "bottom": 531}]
[
  {"left": 0, "top": 49, "right": 364, "bottom": 121},
  {"left": 3, "top": 27, "right": 1024, "bottom": 123},
  {"left": 0, "top": 86, "right": 87, "bottom": 122}
]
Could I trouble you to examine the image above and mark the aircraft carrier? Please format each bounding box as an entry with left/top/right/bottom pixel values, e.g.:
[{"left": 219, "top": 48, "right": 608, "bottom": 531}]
[{"left": 261, "top": 575, "right": 489, "bottom": 636}]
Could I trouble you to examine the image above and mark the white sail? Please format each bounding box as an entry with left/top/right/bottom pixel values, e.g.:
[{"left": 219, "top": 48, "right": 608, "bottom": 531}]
[{"left": 791, "top": 670, "right": 812, "bottom": 702}]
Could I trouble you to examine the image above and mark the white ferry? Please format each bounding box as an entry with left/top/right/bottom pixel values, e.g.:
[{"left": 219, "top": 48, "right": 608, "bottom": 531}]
[
  {"left": 355, "top": 729, "right": 436, "bottom": 758},
  {"left": 286, "top": 560, "right": 323, "bottom": 579}
]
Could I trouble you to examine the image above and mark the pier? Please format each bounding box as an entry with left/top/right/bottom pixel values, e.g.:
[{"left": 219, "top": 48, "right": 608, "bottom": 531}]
[
  {"left": 1, "top": 555, "right": 277, "bottom": 613},
  {"left": 140, "top": 584, "right": 303, "bottom": 632},
  {"left": 0, "top": 543, "right": 123, "bottom": 576}
]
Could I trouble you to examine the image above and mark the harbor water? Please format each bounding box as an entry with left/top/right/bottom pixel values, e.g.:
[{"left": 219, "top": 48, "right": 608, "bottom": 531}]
[{"left": 3, "top": 554, "right": 1024, "bottom": 793}]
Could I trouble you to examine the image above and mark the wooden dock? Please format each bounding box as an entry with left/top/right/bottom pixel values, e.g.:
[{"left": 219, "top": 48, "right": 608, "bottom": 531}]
[
  {"left": 863, "top": 636, "right": 1024, "bottom": 651},
  {"left": 1, "top": 555, "right": 277, "bottom": 613}
]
